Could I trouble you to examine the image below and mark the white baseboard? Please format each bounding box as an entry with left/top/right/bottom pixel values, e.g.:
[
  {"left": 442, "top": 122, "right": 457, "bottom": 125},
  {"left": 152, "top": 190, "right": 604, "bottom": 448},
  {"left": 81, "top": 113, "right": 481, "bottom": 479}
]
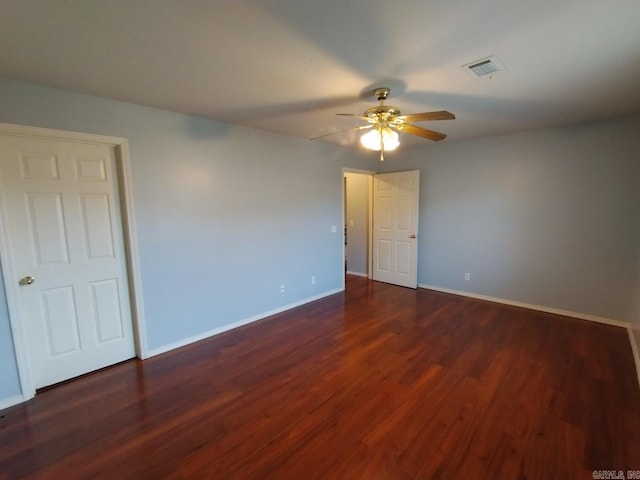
[
  {"left": 419, "top": 284, "right": 630, "bottom": 329},
  {"left": 147, "top": 287, "right": 344, "bottom": 358},
  {"left": 346, "top": 271, "right": 368, "bottom": 278},
  {"left": 629, "top": 327, "right": 640, "bottom": 392},
  {"left": 0, "top": 394, "right": 26, "bottom": 411}
]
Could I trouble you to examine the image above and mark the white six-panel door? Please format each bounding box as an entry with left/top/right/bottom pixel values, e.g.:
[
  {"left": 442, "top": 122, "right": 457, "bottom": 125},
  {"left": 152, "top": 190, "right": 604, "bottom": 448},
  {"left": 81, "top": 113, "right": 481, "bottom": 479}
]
[
  {"left": 372, "top": 170, "right": 420, "bottom": 289},
  {"left": 0, "top": 134, "right": 135, "bottom": 388}
]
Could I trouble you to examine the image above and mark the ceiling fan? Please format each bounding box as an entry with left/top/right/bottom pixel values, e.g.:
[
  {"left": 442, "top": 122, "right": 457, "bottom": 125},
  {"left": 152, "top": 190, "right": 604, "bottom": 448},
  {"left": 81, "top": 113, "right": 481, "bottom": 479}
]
[{"left": 313, "top": 87, "right": 455, "bottom": 161}]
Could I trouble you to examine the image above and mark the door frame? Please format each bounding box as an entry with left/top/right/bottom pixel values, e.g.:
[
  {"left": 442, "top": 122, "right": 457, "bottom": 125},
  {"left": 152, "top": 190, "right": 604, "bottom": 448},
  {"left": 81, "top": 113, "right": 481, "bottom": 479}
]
[
  {"left": 0, "top": 122, "right": 148, "bottom": 402},
  {"left": 342, "top": 168, "right": 421, "bottom": 289},
  {"left": 342, "top": 168, "right": 375, "bottom": 288}
]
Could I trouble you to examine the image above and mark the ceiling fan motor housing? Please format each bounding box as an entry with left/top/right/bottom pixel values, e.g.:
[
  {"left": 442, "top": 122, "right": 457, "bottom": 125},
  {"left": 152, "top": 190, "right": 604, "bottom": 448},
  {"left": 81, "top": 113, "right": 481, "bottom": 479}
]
[
  {"left": 366, "top": 87, "right": 400, "bottom": 121},
  {"left": 364, "top": 105, "right": 401, "bottom": 120}
]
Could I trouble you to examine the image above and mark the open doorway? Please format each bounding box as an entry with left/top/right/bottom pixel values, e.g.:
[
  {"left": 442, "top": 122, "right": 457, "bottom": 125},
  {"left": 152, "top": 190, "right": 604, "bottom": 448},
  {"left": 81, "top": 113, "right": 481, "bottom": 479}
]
[
  {"left": 343, "top": 168, "right": 421, "bottom": 289},
  {"left": 343, "top": 170, "right": 373, "bottom": 278}
]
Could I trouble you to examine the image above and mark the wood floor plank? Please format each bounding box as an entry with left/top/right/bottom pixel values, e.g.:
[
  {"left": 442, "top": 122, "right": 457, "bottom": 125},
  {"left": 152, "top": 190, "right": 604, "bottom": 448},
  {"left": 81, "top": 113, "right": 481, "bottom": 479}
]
[{"left": 1, "top": 275, "right": 639, "bottom": 479}]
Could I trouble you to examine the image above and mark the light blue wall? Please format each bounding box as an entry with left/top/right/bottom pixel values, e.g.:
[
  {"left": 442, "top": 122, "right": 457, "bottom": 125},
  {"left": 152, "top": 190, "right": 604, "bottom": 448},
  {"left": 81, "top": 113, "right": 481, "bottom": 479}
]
[
  {"left": 379, "top": 115, "right": 640, "bottom": 322},
  {"left": 0, "top": 261, "right": 20, "bottom": 401},
  {"left": 0, "top": 77, "right": 374, "bottom": 403}
]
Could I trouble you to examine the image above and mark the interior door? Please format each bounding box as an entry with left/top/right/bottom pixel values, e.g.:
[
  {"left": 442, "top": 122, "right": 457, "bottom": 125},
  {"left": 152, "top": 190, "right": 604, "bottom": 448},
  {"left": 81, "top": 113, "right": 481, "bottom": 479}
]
[
  {"left": 0, "top": 134, "right": 136, "bottom": 388},
  {"left": 372, "top": 170, "right": 420, "bottom": 288}
]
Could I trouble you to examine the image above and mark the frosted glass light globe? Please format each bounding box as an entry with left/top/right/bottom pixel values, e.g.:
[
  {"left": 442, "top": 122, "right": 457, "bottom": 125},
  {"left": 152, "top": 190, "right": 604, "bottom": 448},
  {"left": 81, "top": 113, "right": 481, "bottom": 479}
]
[{"left": 360, "top": 128, "right": 399, "bottom": 151}]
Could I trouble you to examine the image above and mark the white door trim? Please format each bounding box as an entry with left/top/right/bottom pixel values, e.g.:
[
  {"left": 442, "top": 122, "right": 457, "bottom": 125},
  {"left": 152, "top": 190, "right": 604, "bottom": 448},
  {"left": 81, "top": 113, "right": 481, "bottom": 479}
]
[{"left": 0, "top": 122, "right": 148, "bottom": 402}]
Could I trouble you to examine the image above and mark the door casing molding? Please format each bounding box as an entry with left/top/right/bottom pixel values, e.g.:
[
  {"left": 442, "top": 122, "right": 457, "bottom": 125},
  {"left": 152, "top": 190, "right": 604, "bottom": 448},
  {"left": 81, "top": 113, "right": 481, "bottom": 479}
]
[{"left": 0, "top": 122, "right": 148, "bottom": 402}]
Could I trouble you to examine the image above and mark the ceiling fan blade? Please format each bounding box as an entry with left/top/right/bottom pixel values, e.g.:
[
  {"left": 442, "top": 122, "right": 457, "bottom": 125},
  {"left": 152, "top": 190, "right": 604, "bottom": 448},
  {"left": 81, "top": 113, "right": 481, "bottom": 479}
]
[
  {"left": 309, "top": 124, "right": 373, "bottom": 140},
  {"left": 395, "top": 111, "right": 456, "bottom": 122},
  {"left": 336, "top": 113, "right": 376, "bottom": 123},
  {"left": 395, "top": 123, "right": 447, "bottom": 141}
]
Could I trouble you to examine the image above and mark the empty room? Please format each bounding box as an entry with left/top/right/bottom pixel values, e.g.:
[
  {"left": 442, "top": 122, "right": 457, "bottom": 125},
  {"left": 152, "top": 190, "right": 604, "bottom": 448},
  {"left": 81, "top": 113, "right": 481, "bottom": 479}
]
[{"left": 0, "top": 1, "right": 639, "bottom": 479}]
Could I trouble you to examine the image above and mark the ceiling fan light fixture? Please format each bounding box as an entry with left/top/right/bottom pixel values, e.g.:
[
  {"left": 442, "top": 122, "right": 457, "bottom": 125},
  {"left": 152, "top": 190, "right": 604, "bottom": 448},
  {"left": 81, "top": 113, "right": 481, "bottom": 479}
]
[
  {"left": 360, "top": 127, "right": 399, "bottom": 151},
  {"left": 320, "top": 87, "right": 453, "bottom": 153}
]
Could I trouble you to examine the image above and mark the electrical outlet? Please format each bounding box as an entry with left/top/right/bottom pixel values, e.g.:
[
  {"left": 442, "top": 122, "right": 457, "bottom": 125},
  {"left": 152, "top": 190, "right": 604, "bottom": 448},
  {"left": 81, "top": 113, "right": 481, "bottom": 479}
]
[
  {"left": 280, "top": 284, "right": 285, "bottom": 293},
  {"left": 464, "top": 273, "right": 471, "bottom": 281},
  {"left": 311, "top": 276, "right": 316, "bottom": 285}
]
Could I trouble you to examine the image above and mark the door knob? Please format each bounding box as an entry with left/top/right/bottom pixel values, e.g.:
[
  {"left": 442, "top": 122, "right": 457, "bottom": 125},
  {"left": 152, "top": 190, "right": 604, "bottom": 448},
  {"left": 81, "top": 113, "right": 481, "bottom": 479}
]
[
  {"left": 409, "top": 234, "right": 417, "bottom": 239},
  {"left": 18, "top": 276, "right": 35, "bottom": 286}
]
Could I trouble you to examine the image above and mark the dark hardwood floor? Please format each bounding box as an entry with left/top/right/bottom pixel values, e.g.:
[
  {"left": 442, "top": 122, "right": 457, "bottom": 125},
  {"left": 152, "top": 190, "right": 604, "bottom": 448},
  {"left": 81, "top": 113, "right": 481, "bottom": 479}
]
[{"left": 1, "top": 275, "right": 639, "bottom": 479}]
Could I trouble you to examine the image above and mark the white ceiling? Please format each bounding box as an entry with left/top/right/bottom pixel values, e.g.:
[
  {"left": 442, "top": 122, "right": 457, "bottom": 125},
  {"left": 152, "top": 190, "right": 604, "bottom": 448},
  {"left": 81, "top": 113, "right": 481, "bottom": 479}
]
[{"left": 1, "top": 0, "right": 640, "bottom": 148}]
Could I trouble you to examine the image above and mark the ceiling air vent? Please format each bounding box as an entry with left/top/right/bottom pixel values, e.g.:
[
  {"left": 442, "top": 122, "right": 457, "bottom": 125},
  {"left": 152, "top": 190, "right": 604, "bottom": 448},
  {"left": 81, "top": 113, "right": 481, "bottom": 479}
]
[{"left": 462, "top": 56, "right": 505, "bottom": 79}]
